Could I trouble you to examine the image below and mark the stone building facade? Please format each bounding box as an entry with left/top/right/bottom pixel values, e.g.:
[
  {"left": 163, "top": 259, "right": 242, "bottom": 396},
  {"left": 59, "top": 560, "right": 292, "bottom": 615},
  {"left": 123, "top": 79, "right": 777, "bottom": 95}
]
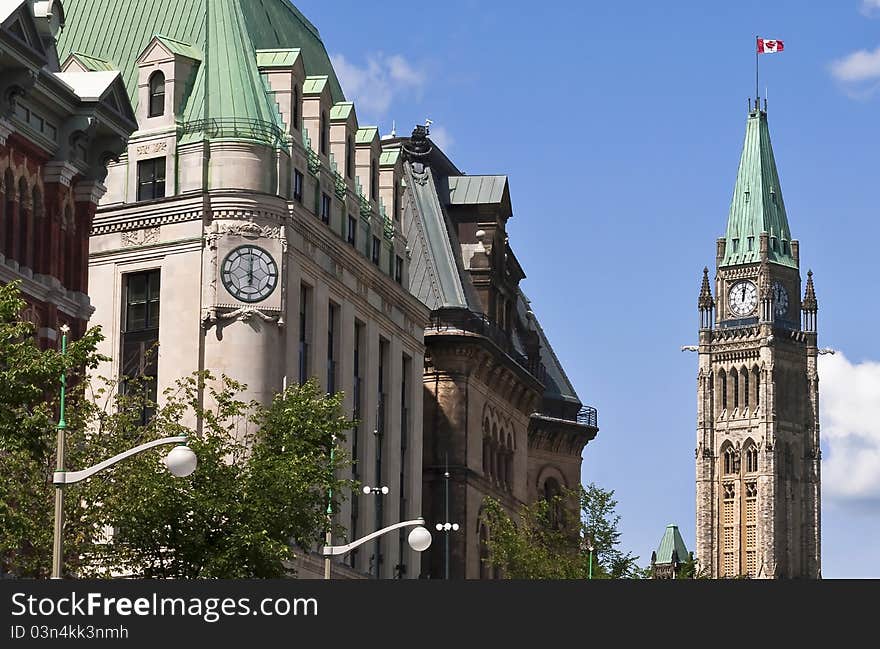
[
  {"left": 694, "top": 103, "right": 820, "bottom": 579},
  {"left": 57, "top": 0, "right": 597, "bottom": 579},
  {"left": 57, "top": 0, "right": 429, "bottom": 579},
  {"left": 0, "top": 0, "right": 134, "bottom": 342},
  {"left": 395, "top": 128, "right": 599, "bottom": 579}
]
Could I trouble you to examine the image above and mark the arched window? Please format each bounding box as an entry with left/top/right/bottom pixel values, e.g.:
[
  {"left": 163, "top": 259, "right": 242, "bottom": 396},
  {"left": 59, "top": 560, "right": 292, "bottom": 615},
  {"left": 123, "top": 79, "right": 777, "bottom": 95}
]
[
  {"left": 742, "top": 367, "right": 750, "bottom": 409},
  {"left": 292, "top": 85, "right": 300, "bottom": 131},
  {"left": 753, "top": 366, "right": 761, "bottom": 407},
  {"left": 31, "top": 187, "right": 42, "bottom": 273},
  {"left": 148, "top": 71, "right": 165, "bottom": 118},
  {"left": 4, "top": 170, "right": 16, "bottom": 259},
  {"left": 731, "top": 370, "right": 739, "bottom": 410},
  {"left": 370, "top": 157, "right": 378, "bottom": 200},
  {"left": 18, "top": 177, "right": 30, "bottom": 268},
  {"left": 346, "top": 135, "right": 354, "bottom": 178},
  {"left": 723, "top": 446, "right": 737, "bottom": 475},
  {"left": 745, "top": 445, "right": 759, "bottom": 473},
  {"left": 320, "top": 111, "right": 328, "bottom": 154},
  {"left": 719, "top": 369, "right": 727, "bottom": 411},
  {"left": 543, "top": 477, "right": 563, "bottom": 530}
]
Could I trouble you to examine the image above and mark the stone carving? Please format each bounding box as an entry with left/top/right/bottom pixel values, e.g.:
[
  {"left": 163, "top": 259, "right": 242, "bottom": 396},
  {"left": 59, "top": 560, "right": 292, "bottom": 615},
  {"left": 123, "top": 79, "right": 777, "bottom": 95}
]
[
  {"left": 218, "top": 222, "right": 282, "bottom": 239},
  {"left": 201, "top": 306, "right": 284, "bottom": 330},
  {"left": 121, "top": 227, "right": 160, "bottom": 247},
  {"left": 135, "top": 141, "right": 167, "bottom": 156}
]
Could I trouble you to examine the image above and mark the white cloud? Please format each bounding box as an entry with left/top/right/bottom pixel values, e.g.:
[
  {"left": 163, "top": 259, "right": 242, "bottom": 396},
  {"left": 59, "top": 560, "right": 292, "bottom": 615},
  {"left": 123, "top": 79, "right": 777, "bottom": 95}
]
[
  {"left": 820, "top": 353, "right": 880, "bottom": 500},
  {"left": 428, "top": 125, "right": 454, "bottom": 153},
  {"left": 330, "top": 53, "right": 425, "bottom": 120},
  {"left": 860, "top": 0, "right": 880, "bottom": 17},
  {"left": 830, "top": 46, "right": 880, "bottom": 82},
  {"left": 829, "top": 47, "right": 880, "bottom": 97}
]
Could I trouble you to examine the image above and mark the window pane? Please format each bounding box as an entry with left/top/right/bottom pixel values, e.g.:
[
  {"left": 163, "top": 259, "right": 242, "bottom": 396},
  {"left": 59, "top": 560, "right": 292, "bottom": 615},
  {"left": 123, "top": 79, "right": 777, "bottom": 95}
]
[{"left": 128, "top": 274, "right": 147, "bottom": 303}]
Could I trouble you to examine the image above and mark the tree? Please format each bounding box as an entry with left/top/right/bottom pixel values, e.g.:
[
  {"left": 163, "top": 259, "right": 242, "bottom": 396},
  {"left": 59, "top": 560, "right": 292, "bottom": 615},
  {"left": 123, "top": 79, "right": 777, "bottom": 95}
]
[
  {"left": 0, "top": 281, "right": 106, "bottom": 577},
  {"left": 77, "top": 374, "right": 354, "bottom": 578},
  {"left": 0, "top": 282, "right": 354, "bottom": 578},
  {"left": 481, "top": 482, "right": 644, "bottom": 579}
]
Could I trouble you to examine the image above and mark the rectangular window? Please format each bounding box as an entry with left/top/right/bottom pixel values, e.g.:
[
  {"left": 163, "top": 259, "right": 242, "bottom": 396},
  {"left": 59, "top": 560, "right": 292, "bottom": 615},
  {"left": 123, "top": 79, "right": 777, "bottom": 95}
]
[
  {"left": 395, "top": 255, "right": 404, "bottom": 285},
  {"left": 397, "top": 354, "right": 411, "bottom": 578},
  {"left": 294, "top": 169, "right": 304, "bottom": 203},
  {"left": 137, "top": 158, "right": 166, "bottom": 202},
  {"left": 327, "top": 303, "right": 338, "bottom": 394},
  {"left": 121, "top": 270, "right": 160, "bottom": 425},
  {"left": 747, "top": 236, "right": 754, "bottom": 251},
  {"left": 349, "top": 321, "right": 365, "bottom": 568},
  {"left": 298, "top": 284, "right": 312, "bottom": 384},
  {"left": 371, "top": 236, "right": 381, "bottom": 265},
  {"left": 347, "top": 214, "right": 357, "bottom": 246},
  {"left": 373, "top": 338, "right": 389, "bottom": 578},
  {"left": 321, "top": 192, "right": 331, "bottom": 224}
]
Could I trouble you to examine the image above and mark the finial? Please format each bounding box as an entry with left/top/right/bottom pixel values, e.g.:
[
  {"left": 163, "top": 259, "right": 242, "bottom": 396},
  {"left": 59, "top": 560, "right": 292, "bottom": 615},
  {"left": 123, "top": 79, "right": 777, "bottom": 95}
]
[
  {"left": 698, "top": 267, "right": 714, "bottom": 310},
  {"left": 803, "top": 270, "right": 818, "bottom": 312},
  {"left": 391, "top": 120, "right": 396, "bottom": 138}
]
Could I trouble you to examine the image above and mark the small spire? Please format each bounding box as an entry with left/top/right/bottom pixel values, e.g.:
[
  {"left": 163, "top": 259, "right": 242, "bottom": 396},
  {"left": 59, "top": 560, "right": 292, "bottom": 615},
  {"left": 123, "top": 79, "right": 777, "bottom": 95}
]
[
  {"left": 698, "top": 267, "right": 715, "bottom": 310},
  {"left": 803, "top": 270, "right": 818, "bottom": 312}
]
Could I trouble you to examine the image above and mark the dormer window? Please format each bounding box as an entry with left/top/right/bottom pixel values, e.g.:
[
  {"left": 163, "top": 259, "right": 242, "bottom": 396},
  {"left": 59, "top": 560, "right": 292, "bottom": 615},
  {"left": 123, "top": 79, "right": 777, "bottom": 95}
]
[
  {"left": 732, "top": 238, "right": 739, "bottom": 252},
  {"left": 747, "top": 236, "right": 754, "bottom": 251},
  {"left": 148, "top": 71, "right": 165, "bottom": 118}
]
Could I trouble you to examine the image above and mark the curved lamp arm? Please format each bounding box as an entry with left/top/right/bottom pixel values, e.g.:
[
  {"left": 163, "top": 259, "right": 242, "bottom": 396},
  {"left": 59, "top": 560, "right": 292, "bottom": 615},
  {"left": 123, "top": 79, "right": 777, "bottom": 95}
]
[
  {"left": 53, "top": 436, "right": 187, "bottom": 485},
  {"left": 321, "top": 518, "right": 425, "bottom": 557}
]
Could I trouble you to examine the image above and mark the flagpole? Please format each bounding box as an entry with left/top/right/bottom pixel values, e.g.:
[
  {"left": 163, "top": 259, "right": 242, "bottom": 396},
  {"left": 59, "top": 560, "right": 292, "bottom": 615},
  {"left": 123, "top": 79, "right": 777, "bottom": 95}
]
[{"left": 756, "top": 35, "right": 759, "bottom": 109}]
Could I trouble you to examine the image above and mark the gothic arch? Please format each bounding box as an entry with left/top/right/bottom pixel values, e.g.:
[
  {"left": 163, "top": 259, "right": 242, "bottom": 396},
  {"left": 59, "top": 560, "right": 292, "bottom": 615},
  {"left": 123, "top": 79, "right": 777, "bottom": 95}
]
[
  {"left": 720, "top": 440, "right": 737, "bottom": 475},
  {"left": 717, "top": 368, "right": 727, "bottom": 413},
  {"left": 743, "top": 438, "right": 759, "bottom": 473},
  {"left": 740, "top": 366, "right": 750, "bottom": 410}
]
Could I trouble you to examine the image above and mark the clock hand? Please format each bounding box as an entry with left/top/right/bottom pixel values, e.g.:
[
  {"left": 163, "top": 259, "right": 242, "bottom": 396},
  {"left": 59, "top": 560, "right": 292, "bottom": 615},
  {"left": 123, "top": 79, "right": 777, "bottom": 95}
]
[{"left": 247, "top": 254, "right": 254, "bottom": 286}]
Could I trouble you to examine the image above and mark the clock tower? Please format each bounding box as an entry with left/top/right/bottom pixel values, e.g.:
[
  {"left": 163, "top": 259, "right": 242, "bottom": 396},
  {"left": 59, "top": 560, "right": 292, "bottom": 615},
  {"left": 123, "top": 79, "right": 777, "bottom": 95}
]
[{"left": 694, "top": 102, "right": 821, "bottom": 579}]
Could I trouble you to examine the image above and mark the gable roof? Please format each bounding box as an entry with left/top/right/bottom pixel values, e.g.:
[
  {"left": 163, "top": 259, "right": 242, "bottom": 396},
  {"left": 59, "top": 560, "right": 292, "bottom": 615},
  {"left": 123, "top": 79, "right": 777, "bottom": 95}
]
[
  {"left": 66, "top": 51, "right": 115, "bottom": 71},
  {"left": 154, "top": 34, "right": 202, "bottom": 61}
]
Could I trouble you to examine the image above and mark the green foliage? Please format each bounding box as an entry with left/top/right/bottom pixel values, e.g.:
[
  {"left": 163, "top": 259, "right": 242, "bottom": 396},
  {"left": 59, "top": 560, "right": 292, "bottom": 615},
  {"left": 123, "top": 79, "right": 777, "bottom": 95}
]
[
  {"left": 481, "top": 482, "right": 645, "bottom": 580},
  {"left": 0, "top": 283, "right": 354, "bottom": 578}
]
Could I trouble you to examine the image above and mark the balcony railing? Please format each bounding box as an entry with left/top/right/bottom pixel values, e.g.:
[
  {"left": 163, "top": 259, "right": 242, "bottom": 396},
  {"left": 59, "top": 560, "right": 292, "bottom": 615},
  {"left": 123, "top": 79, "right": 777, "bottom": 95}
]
[
  {"left": 577, "top": 406, "right": 598, "bottom": 428},
  {"left": 427, "top": 308, "right": 546, "bottom": 380},
  {"left": 178, "top": 118, "right": 287, "bottom": 147}
]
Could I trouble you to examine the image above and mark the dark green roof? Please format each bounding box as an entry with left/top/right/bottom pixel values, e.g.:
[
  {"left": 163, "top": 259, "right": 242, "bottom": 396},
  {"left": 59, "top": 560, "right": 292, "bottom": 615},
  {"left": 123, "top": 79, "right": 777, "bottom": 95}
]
[
  {"left": 654, "top": 525, "right": 689, "bottom": 565},
  {"left": 57, "top": 0, "right": 344, "bottom": 123},
  {"left": 723, "top": 108, "right": 795, "bottom": 268}
]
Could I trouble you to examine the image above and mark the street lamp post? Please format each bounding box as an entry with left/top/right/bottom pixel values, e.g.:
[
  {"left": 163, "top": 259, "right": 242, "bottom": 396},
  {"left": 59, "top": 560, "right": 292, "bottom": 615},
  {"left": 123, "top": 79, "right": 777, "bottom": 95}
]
[
  {"left": 436, "top": 455, "right": 460, "bottom": 579},
  {"left": 49, "top": 326, "right": 198, "bottom": 579},
  {"left": 362, "top": 484, "right": 389, "bottom": 579},
  {"left": 322, "top": 518, "right": 432, "bottom": 567}
]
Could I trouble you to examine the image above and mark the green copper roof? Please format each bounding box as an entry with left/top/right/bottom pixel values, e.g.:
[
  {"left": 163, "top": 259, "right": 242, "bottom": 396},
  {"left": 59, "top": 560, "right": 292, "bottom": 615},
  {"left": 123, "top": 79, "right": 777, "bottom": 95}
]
[
  {"left": 329, "top": 101, "right": 354, "bottom": 121},
  {"left": 255, "top": 48, "right": 300, "bottom": 68},
  {"left": 654, "top": 525, "right": 689, "bottom": 565},
  {"left": 379, "top": 148, "right": 401, "bottom": 167},
  {"left": 155, "top": 34, "right": 202, "bottom": 61},
  {"left": 68, "top": 51, "right": 115, "bottom": 71},
  {"left": 56, "top": 0, "right": 344, "bottom": 118},
  {"left": 302, "top": 75, "right": 328, "bottom": 95},
  {"left": 722, "top": 109, "right": 796, "bottom": 268},
  {"left": 448, "top": 175, "right": 508, "bottom": 205},
  {"left": 356, "top": 126, "right": 378, "bottom": 144}
]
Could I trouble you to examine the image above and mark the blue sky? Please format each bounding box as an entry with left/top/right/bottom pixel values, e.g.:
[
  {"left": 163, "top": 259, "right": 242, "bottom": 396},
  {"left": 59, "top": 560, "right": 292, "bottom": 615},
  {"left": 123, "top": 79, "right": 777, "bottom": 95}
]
[{"left": 296, "top": 0, "right": 880, "bottom": 577}]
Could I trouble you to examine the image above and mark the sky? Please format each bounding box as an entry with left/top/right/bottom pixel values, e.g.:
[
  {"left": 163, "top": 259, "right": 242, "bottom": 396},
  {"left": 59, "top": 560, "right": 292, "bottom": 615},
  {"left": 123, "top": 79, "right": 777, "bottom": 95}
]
[{"left": 295, "top": 0, "right": 880, "bottom": 577}]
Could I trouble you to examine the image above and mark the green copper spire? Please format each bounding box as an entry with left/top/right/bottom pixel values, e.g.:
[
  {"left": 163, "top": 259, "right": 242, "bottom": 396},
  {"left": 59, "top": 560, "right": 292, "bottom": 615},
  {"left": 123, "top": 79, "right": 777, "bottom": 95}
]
[{"left": 722, "top": 107, "right": 796, "bottom": 268}]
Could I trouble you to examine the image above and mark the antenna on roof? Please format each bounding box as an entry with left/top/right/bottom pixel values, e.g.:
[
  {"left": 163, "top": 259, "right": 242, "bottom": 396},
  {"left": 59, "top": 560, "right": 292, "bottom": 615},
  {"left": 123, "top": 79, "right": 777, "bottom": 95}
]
[
  {"left": 425, "top": 118, "right": 432, "bottom": 134},
  {"left": 391, "top": 120, "right": 396, "bottom": 137}
]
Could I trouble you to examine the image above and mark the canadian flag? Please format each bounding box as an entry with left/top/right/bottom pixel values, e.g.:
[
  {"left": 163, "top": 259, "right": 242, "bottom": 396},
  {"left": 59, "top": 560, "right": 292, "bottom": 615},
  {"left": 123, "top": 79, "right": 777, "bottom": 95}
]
[{"left": 757, "top": 38, "right": 784, "bottom": 54}]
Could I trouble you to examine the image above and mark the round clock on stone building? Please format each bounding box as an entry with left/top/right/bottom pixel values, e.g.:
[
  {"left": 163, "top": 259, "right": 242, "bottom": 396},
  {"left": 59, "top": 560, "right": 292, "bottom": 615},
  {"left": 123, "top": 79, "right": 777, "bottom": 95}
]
[
  {"left": 221, "top": 245, "right": 279, "bottom": 303},
  {"left": 728, "top": 280, "right": 758, "bottom": 317},
  {"left": 772, "top": 281, "right": 789, "bottom": 317}
]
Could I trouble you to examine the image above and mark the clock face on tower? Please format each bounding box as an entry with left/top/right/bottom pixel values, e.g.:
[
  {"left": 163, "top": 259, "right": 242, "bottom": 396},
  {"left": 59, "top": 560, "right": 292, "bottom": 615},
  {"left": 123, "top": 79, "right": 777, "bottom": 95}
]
[
  {"left": 772, "top": 281, "right": 789, "bottom": 317},
  {"left": 221, "top": 245, "right": 279, "bottom": 303},
  {"left": 728, "top": 280, "right": 758, "bottom": 317}
]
